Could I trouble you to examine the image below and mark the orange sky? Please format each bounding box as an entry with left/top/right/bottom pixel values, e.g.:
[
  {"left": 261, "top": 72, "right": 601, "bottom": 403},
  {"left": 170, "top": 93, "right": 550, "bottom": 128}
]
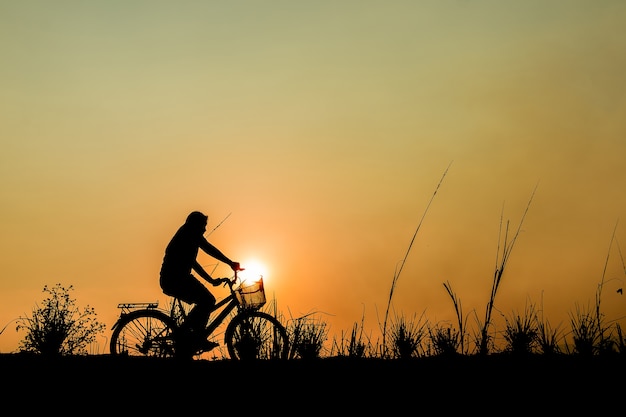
[{"left": 1, "top": 1, "right": 625, "bottom": 356}]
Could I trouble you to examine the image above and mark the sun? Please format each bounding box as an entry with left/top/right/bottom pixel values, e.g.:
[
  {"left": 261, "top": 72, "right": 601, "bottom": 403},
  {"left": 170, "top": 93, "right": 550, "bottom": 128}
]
[{"left": 238, "top": 258, "right": 268, "bottom": 284}]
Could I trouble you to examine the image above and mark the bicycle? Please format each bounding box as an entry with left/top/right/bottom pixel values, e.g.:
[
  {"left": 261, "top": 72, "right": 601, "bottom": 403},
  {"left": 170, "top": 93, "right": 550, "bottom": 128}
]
[{"left": 109, "top": 268, "right": 289, "bottom": 360}]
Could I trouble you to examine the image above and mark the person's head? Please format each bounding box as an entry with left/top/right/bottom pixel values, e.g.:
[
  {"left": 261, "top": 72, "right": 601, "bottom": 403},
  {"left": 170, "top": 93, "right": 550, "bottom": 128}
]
[{"left": 185, "top": 211, "right": 208, "bottom": 230}]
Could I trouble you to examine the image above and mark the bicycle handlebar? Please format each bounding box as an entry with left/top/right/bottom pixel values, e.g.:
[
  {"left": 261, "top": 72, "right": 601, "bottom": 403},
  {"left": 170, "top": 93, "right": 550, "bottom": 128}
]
[{"left": 220, "top": 267, "right": 245, "bottom": 289}]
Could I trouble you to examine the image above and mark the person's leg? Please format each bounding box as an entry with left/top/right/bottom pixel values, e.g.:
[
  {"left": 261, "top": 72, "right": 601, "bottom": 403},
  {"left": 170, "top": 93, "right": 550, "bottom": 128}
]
[
  {"left": 186, "top": 300, "right": 213, "bottom": 334},
  {"left": 177, "top": 275, "right": 216, "bottom": 335}
]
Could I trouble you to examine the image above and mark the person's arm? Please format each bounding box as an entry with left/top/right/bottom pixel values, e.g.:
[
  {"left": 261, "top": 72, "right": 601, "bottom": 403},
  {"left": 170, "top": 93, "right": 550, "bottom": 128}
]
[
  {"left": 191, "top": 260, "right": 223, "bottom": 286},
  {"left": 199, "top": 238, "right": 238, "bottom": 271}
]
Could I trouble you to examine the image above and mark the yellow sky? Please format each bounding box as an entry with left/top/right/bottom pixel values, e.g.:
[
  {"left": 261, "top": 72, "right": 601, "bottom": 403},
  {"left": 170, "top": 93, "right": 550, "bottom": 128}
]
[{"left": 1, "top": 1, "right": 625, "bottom": 355}]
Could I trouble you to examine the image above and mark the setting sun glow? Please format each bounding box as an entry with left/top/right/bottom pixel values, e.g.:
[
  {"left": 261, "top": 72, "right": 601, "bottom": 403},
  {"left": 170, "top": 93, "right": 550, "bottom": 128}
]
[{"left": 238, "top": 259, "right": 268, "bottom": 284}]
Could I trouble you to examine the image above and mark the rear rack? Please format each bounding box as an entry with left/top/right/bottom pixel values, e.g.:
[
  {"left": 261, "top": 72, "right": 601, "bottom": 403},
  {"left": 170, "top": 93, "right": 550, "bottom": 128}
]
[{"left": 117, "top": 302, "right": 159, "bottom": 313}]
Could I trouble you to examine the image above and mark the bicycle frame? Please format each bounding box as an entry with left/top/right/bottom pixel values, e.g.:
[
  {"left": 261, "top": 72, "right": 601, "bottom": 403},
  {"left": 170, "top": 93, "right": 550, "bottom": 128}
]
[
  {"left": 166, "top": 270, "right": 251, "bottom": 338},
  {"left": 195, "top": 287, "right": 240, "bottom": 338}
]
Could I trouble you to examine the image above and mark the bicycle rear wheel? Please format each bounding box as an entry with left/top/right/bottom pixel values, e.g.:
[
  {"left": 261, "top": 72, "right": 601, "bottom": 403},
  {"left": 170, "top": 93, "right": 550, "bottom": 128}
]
[
  {"left": 110, "top": 309, "right": 179, "bottom": 358},
  {"left": 225, "top": 310, "right": 289, "bottom": 360}
]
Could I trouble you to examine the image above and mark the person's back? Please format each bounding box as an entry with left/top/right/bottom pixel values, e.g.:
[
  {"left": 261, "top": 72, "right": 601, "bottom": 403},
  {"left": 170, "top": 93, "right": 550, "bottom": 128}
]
[{"left": 160, "top": 218, "right": 205, "bottom": 296}]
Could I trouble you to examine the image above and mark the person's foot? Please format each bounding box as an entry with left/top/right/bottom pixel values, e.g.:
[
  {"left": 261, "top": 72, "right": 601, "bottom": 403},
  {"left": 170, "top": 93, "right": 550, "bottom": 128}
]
[{"left": 195, "top": 339, "right": 219, "bottom": 353}]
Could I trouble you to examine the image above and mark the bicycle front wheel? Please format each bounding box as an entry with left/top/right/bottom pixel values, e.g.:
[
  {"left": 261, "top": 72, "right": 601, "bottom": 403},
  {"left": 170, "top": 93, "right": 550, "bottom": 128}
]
[
  {"left": 225, "top": 310, "right": 289, "bottom": 360},
  {"left": 110, "top": 309, "right": 179, "bottom": 358}
]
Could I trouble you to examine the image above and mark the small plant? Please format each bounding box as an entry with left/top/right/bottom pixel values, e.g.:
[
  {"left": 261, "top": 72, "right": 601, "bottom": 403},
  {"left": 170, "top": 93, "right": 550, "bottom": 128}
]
[
  {"left": 536, "top": 316, "right": 563, "bottom": 355},
  {"left": 442, "top": 280, "right": 467, "bottom": 354},
  {"left": 476, "top": 185, "right": 537, "bottom": 355},
  {"left": 470, "top": 313, "right": 495, "bottom": 355},
  {"left": 427, "top": 324, "right": 460, "bottom": 356},
  {"left": 16, "top": 283, "right": 105, "bottom": 356},
  {"left": 288, "top": 314, "right": 328, "bottom": 360},
  {"left": 388, "top": 312, "right": 427, "bottom": 359},
  {"left": 502, "top": 303, "right": 538, "bottom": 355},
  {"left": 566, "top": 301, "right": 617, "bottom": 356},
  {"left": 568, "top": 303, "right": 602, "bottom": 356},
  {"left": 346, "top": 323, "right": 367, "bottom": 358},
  {"left": 565, "top": 226, "right": 625, "bottom": 356},
  {"left": 332, "top": 316, "right": 374, "bottom": 358}
]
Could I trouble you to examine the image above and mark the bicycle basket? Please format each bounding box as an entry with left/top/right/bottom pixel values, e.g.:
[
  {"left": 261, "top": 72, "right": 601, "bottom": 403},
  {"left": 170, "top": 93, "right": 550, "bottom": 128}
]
[{"left": 235, "top": 278, "right": 266, "bottom": 309}]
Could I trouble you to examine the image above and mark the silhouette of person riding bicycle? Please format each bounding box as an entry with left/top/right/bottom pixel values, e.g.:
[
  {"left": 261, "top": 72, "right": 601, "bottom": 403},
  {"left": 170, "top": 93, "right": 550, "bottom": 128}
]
[
  {"left": 110, "top": 211, "right": 289, "bottom": 360},
  {"left": 160, "top": 211, "right": 240, "bottom": 353}
]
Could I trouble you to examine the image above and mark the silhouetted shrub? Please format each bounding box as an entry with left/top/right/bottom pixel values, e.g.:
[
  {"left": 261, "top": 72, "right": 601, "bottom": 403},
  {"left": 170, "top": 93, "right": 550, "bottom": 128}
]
[{"left": 16, "top": 283, "right": 105, "bottom": 356}]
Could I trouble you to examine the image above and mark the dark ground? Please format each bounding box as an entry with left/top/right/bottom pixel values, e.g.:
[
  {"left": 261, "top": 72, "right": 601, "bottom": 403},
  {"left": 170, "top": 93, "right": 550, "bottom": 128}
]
[{"left": 1, "top": 353, "right": 624, "bottom": 414}]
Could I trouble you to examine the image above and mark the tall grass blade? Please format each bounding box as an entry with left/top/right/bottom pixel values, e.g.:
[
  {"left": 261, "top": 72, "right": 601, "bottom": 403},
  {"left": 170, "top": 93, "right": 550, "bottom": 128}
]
[
  {"left": 478, "top": 182, "right": 538, "bottom": 355},
  {"left": 381, "top": 161, "right": 452, "bottom": 357}
]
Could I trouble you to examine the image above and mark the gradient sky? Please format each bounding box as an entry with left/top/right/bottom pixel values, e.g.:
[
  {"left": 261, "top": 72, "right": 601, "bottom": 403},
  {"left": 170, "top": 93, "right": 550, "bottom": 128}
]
[{"left": 1, "top": 1, "right": 625, "bottom": 355}]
